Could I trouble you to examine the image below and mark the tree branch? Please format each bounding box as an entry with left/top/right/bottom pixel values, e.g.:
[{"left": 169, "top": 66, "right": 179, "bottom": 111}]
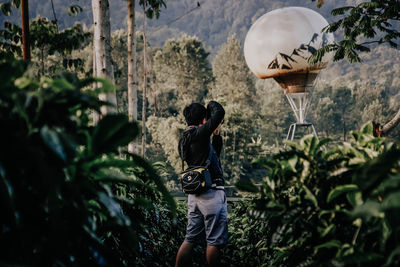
[{"left": 382, "top": 108, "right": 400, "bottom": 134}]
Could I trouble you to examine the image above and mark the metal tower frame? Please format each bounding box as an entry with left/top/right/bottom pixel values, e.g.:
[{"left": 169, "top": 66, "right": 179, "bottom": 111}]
[{"left": 284, "top": 87, "right": 318, "bottom": 142}]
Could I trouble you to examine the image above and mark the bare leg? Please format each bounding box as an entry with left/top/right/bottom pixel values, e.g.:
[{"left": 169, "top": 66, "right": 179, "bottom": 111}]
[
  {"left": 206, "top": 245, "right": 220, "bottom": 266},
  {"left": 175, "top": 241, "right": 194, "bottom": 267}
]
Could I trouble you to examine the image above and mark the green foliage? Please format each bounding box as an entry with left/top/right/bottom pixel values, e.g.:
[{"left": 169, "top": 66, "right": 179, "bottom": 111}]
[
  {"left": 210, "top": 35, "right": 255, "bottom": 107},
  {"left": 221, "top": 201, "right": 267, "bottom": 266},
  {"left": 235, "top": 123, "right": 400, "bottom": 266},
  {"left": 0, "top": 0, "right": 20, "bottom": 16},
  {"left": 68, "top": 4, "right": 83, "bottom": 17},
  {"left": 153, "top": 35, "right": 212, "bottom": 114},
  {"left": 311, "top": 0, "right": 400, "bottom": 63},
  {"left": 146, "top": 115, "right": 186, "bottom": 174},
  {"left": 30, "top": 17, "right": 90, "bottom": 75},
  {"left": 0, "top": 20, "right": 22, "bottom": 56},
  {"left": 0, "top": 58, "right": 175, "bottom": 266},
  {"left": 135, "top": 201, "right": 187, "bottom": 266},
  {"left": 139, "top": 0, "right": 167, "bottom": 19},
  {"left": 0, "top": 16, "right": 90, "bottom": 76},
  {"left": 255, "top": 79, "right": 292, "bottom": 143}
]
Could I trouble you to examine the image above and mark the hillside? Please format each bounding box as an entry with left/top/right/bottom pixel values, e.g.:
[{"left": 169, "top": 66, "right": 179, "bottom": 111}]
[
  {"left": 1, "top": 0, "right": 399, "bottom": 83},
  {"left": 1, "top": 0, "right": 343, "bottom": 56}
]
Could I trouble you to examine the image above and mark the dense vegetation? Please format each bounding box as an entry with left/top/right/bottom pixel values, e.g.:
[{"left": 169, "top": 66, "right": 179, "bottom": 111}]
[
  {"left": 226, "top": 126, "right": 400, "bottom": 266},
  {"left": 0, "top": 56, "right": 182, "bottom": 265},
  {"left": 1, "top": 0, "right": 400, "bottom": 266}
]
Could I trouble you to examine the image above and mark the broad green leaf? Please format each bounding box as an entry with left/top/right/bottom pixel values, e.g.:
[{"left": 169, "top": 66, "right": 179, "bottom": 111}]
[
  {"left": 351, "top": 200, "right": 384, "bottom": 219},
  {"left": 360, "top": 122, "right": 373, "bottom": 135},
  {"left": 314, "top": 240, "right": 341, "bottom": 252},
  {"left": 385, "top": 247, "right": 400, "bottom": 267},
  {"left": 0, "top": 169, "right": 19, "bottom": 225},
  {"left": 91, "top": 114, "right": 139, "bottom": 155},
  {"left": 236, "top": 179, "right": 259, "bottom": 193},
  {"left": 40, "top": 126, "right": 67, "bottom": 161},
  {"left": 98, "top": 192, "right": 131, "bottom": 226},
  {"left": 382, "top": 192, "right": 400, "bottom": 210},
  {"left": 265, "top": 177, "right": 275, "bottom": 191},
  {"left": 252, "top": 157, "right": 276, "bottom": 169},
  {"left": 50, "top": 78, "right": 75, "bottom": 90},
  {"left": 319, "top": 209, "right": 349, "bottom": 218},
  {"left": 286, "top": 155, "right": 298, "bottom": 172},
  {"left": 346, "top": 191, "right": 363, "bottom": 207},
  {"left": 14, "top": 76, "right": 39, "bottom": 89},
  {"left": 95, "top": 168, "right": 133, "bottom": 182},
  {"left": 83, "top": 157, "right": 136, "bottom": 171},
  {"left": 314, "top": 138, "right": 331, "bottom": 153},
  {"left": 320, "top": 224, "right": 336, "bottom": 238},
  {"left": 308, "top": 136, "right": 318, "bottom": 155},
  {"left": 327, "top": 184, "right": 359, "bottom": 203},
  {"left": 283, "top": 140, "right": 302, "bottom": 150},
  {"left": 303, "top": 184, "right": 319, "bottom": 208},
  {"left": 300, "top": 160, "right": 310, "bottom": 182}
]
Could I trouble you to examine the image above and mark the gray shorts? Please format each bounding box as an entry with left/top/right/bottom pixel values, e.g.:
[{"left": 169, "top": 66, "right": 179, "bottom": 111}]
[{"left": 184, "top": 189, "right": 228, "bottom": 246}]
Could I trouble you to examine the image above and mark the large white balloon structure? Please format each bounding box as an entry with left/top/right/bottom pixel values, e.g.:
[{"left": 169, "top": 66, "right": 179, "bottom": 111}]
[{"left": 244, "top": 6, "right": 334, "bottom": 141}]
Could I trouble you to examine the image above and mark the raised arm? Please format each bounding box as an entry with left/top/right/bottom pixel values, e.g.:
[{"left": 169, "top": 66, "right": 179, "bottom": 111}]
[
  {"left": 212, "top": 134, "right": 223, "bottom": 156},
  {"left": 194, "top": 101, "right": 225, "bottom": 139}
]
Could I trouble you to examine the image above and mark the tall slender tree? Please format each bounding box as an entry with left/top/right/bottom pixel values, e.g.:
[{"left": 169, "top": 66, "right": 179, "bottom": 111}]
[
  {"left": 127, "top": 0, "right": 138, "bottom": 153},
  {"left": 92, "top": 0, "right": 117, "bottom": 120},
  {"left": 142, "top": 3, "right": 147, "bottom": 157},
  {"left": 21, "top": 0, "right": 30, "bottom": 61}
]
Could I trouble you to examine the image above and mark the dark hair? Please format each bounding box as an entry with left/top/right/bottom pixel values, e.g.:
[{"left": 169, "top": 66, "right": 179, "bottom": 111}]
[{"left": 183, "top": 103, "right": 206, "bottom": 126}]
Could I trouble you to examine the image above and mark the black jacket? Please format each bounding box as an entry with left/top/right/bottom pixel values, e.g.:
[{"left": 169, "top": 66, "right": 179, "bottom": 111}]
[{"left": 179, "top": 101, "right": 225, "bottom": 184}]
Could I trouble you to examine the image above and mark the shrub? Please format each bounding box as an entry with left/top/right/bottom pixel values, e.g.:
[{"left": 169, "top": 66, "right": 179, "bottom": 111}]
[
  {"left": 236, "top": 124, "right": 400, "bottom": 266},
  {"left": 0, "top": 58, "right": 175, "bottom": 266}
]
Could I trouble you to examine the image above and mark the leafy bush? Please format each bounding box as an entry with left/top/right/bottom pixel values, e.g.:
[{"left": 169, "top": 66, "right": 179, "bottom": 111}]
[
  {"left": 220, "top": 201, "right": 267, "bottom": 266},
  {"left": 236, "top": 124, "right": 400, "bottom": 266},
  {"left": 0, "top": 58, "right": 175, "bottom": 266},
  {"left": 134, "top": 201, "right": 187, "bottom": 266}
]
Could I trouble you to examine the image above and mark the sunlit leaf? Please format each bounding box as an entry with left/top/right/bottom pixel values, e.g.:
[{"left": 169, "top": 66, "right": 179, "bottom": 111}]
[
  {"left": 327, "top": 184, "right": 359, "bottom": 203},
  {"left": 314, "top": 240, "right": 341, "bottom": 252},
  {"left": 346, "top": 191, "right": 363, "bottom": 207},
  {"left": 303, "top": 185, "right": 319, "bottom": 208},
  {"left": 40, "top": 126, "right": 67, "bottom": 161}
]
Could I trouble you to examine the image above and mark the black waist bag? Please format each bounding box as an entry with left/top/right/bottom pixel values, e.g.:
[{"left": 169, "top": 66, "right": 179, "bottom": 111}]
[{"left": 180, "top": 143, "right": 213, "bottom": 194}]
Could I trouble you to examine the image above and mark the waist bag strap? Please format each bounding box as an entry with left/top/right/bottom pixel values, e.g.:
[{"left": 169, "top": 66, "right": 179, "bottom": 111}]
[{"left": 180, "top": 138, "right": 213, "bottom": 171}]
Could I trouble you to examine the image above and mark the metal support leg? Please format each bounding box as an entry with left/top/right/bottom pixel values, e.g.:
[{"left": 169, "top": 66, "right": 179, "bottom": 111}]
[
  {"left": 284, "top": 123, "right": 295, "bottom": 149},
  {"left": 291, "top": 124, "right": 296, "bottom": 141},
  {"left": 284, "top": 122, "right": 318, "bottom": 149},
  {"left": 286, "top": 124, "right": 294, "bottom": 141},
  {"left": 311, "top": 124, "right": 318, "bottom": 138}
]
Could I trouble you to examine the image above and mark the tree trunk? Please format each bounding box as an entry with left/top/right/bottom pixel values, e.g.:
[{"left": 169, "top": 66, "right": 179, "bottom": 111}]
[
  {"left": 127, "top": 0, "right": 138, "bottom": 153},
  {"left": 92, "top": 0, "right": 117, "bottom": 116},
  {"left": 382, "top": 108, "right": 400, "bottom": 135},
  {"left": 141, "top": 4, "right": 147, "bottom": 157},
  {"left": 92, "top": 41, "right": 100, "bottom": 124},
  {"left": 21, "top": 0, "right": 30, "bottom": 61}
]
